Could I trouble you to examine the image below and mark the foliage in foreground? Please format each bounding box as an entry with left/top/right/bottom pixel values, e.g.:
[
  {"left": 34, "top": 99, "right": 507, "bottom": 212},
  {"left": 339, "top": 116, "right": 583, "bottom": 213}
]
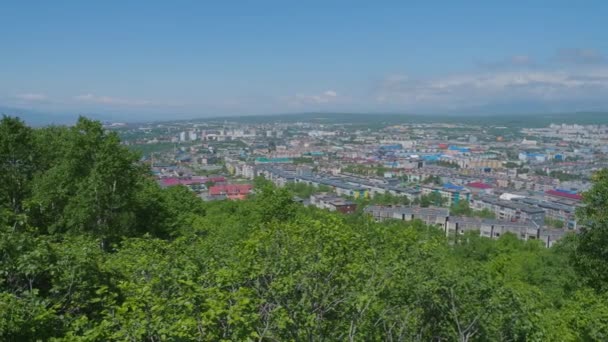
[{"left": 1, "top": 116, "right": 608, "bottom": 341}]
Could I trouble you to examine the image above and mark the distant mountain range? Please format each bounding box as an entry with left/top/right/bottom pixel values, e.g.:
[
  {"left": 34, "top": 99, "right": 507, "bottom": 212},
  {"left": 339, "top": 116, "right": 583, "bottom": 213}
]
[
  {"left": 2, "top": 104, "right": 608, "bottom": 127},
  {"left": 201, "top": 111, "right": 608, "bottom": 128}
]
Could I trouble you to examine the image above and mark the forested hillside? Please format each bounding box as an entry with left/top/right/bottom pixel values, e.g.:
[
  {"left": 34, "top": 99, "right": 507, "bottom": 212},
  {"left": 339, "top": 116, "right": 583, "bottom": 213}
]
[{"left": 2, "top": 116, "right": 608, "bottom": 341}]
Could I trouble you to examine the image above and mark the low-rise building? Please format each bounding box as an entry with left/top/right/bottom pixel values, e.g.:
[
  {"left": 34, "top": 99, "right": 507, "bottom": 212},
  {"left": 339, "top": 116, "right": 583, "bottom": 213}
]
[
  {"left": 364, "top": 205, "right": 449, "bottom": 227},
  {"left": 364, "top": 205, "right": 567, "bottom": 247},
  {"left": 421, "top": 183, "right": 471, "bottom": 205},
  {"left": 465, "top": 182, "right": 494, "bottom": 195},
  {"left": 310, "top": 194, "right": 357, "bottom": 214},
  {"left": 469, "top": 196, "right": 545, "bottom": 224},
  {"left": 208, "top": 184, "right": 252, "bottom": 200}
]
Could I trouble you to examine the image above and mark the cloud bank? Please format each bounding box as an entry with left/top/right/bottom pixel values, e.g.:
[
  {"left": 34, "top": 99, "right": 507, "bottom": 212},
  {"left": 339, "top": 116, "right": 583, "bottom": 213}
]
[
  {"left": 374, "top": 48, "right": 608, "bottom": 112},
  {"left": 375, "top": 69, "right": 608, "bottom": 111},
  {"left": 13, "top": 93, "right": 49, "bottom": 102},
  {"left": 74, "top": 94, "right": 153, "bottom": 106}
]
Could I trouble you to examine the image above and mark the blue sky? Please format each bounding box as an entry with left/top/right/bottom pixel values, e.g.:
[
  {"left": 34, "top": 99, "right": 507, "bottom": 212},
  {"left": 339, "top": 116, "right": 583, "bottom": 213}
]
[{"left": 1, "top": 1, "right": 608, "bottom": 120}]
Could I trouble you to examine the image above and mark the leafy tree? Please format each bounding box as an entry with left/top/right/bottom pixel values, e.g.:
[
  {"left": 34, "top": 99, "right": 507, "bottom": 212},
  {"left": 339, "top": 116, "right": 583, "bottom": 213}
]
[
  {"left": 450, "top": 200, "right": 473, "bottom": 216},
  {"left": 572, "top": 169, "right": 608, "bottom": 291},
  {"left": 367, "top": 192, "right": 410, "bottom": 206},
  {"left": 423, "top": 175, "right": 442, "bottom": 185},
  {"left": 284, "top": 182, "right": 332, "bottom": 198},
  {"left": 475, "top": 208, "right": 496, "bottom": 219},
  {"left": 555, "top": 289, "right": 608, "bottom": 340},
  {"left": 376, "top": 166, "right": 389, "bottom": 177},
  {"left": 0, "top": 116, "right": 39, "bottom": 227},
  {"left": 545, "top": 217, "right": 565, "bottom": 229},
  {"left": 450, "top": 202, "right": 496, "bottom": 219},
  {"left": 420, "top": 192, "right": 447, "bottom": 207},
  {"left": 26, "top": 118, "right": 146, "bottom": 246},
  {"left": 252, "top": 177, "right": 298, "bottom": 223},
  {"left": 550, "top": 170, "right": 583, "bottom": 182},
  {"left": 0, "top": 291, "right": 58, "bottom": 341}
]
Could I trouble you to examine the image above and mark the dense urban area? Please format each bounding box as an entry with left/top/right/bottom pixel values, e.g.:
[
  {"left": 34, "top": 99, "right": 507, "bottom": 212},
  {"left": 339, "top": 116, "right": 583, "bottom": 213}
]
[
  {"left": 115, "top": 114, "right": 606, "bottom": 247},
  {"left": 3, "top": 113, "right": 608, "bottom": 341}
]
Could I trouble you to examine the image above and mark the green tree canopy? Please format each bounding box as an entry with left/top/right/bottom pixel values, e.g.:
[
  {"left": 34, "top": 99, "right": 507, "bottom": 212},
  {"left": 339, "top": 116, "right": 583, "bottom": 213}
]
[
  {"left": 0, "top": 116, "right": 605, "bottom": 340},
  {"left": 572, "top": 169, "right": 608, "bottom": 291}
]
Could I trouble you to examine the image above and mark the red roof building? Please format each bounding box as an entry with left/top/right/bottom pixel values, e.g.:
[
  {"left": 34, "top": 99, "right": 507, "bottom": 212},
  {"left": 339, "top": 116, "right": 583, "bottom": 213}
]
[
  {"left": 206, "top": 176, "right": 227, "bottom": 183},
  {"left": 467, "top": 182, "right": 493, "bottom": 189},
  {"left": 545, "top": 190, "right": 582, "bottom": 201},
  {"left": 465, "top": 182, "right": 494, "bottom": 195},
  {"left": 160, "top": 176, "right": 226, "bottom": 187},
  {"left": 209, "top": 184, "right": 253, "bottom": 200}
]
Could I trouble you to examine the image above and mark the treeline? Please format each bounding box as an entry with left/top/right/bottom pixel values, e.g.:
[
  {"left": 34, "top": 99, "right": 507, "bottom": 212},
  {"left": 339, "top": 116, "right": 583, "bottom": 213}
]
[{"left": 1, "top": 116, "right": 608, "bottom": 341}]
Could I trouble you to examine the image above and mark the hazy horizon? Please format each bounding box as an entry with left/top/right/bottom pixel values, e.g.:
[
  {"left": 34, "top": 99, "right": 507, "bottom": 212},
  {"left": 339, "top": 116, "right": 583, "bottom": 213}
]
[{"left": 2, "top": 1, "right": 608, "bottom": 121}]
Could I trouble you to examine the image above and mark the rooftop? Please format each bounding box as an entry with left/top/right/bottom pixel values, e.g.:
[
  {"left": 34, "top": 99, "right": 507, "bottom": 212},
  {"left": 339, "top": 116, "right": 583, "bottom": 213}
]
[
  {"left": 545, "top": 189, "right": 583, "bottom": 201},
  {"left": 467, "top": 182, "right": 493, "bottom": 189}
]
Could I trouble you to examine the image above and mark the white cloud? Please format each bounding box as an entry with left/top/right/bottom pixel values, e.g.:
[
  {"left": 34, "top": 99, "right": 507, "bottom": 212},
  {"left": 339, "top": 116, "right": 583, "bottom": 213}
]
[
  {"left": 13, "top": 93, "right": 49, "bottom": 102},
  {"left": 375, "top": 68, "right": 608, "bottom": 109},
  {"left": 290, "top": 90, "right": 339, "bottom": 105},
  {"left": 74, "top": 93, "right": 153, "bottom": 106},
  {"left": 323, "top": 90, "right": 337, "bottom": 97},
  {"left": 557, "top": 48, "right": 605, "bottom": 65}
]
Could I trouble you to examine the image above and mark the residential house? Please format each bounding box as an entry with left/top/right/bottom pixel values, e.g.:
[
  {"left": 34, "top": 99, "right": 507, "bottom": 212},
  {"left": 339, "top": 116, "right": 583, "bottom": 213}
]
[{"left": 310, "top": 194, "right": 358, "bottom": 214}]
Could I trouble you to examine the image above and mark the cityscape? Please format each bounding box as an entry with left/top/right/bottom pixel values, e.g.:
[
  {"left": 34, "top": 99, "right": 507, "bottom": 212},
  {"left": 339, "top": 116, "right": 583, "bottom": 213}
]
[
  {"left": 3, "top": 1, "right": 608, "bottom": 340},
  {"left": 112, "top": 114, "right": 605, "bottom": 248}
]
